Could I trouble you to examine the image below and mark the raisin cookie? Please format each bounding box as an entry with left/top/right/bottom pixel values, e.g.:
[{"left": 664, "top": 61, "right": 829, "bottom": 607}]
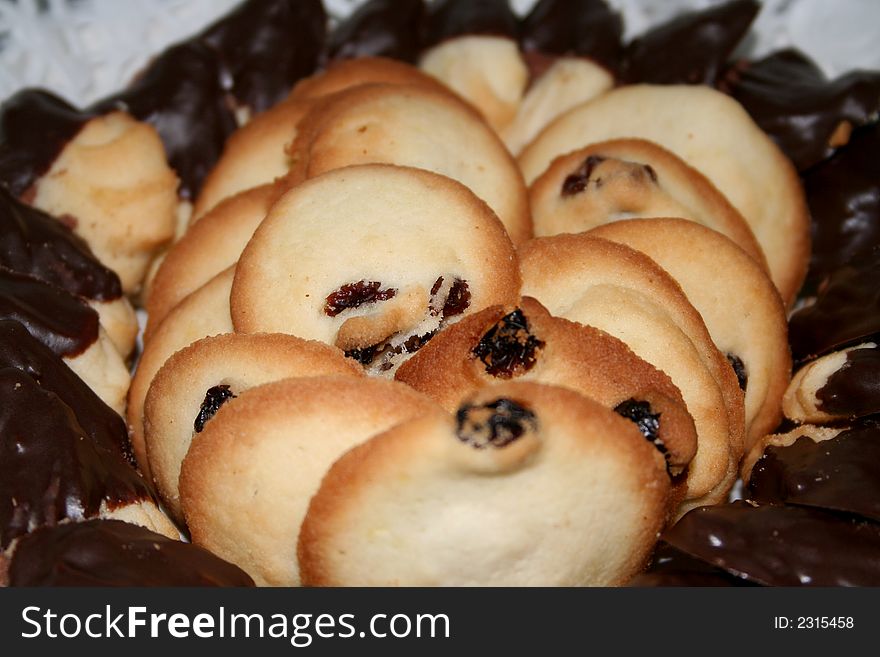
[
  {"left": 127, "top": 267, "right": 234, "bottom": 478},
  {"left": 298, "top": 382, "right": 670, "bottom": 586},
  {"left": 179, "top": 375, "right": 441, "bottom": 586},
  {"left": 517, "top": 84, "right": 810, "bottom": 305},
  {"left": 396, "top": 296, "right": 697, "bottom": 476},
  {"left": 232, "top": 165, "right": 520, "bottom": 375},
  {"left": 144, "top": 333, "right": 363, "bottom": 521},
  {"left": 588, "top": 218, "right": 789, "bottom": 449},
  {"left": 520, "top": 234, "right": 745, "bottom": 510},
  {"left": 530, "top": 139, "right": 766, "bottom": 269},
  {"left": 30, "top": 111, "right": 179, "bottom": 295}
]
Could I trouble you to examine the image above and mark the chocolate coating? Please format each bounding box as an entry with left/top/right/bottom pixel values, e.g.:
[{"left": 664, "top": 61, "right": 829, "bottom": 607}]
[
  {"left": 328, "top": 0, "right": 425, "bottom": 63},
  {"left": 748, "top": 420, "right": 880, "bottom": 522},
  {"left": 664, "top": 501, "right": 880, "bottom": 586},
  {"left": 423, "top": 0, "right": 519, "bottom": 48},
  {"left": 0, "top": 186, "right": 122, "bottom": 302},
  {"left": 622, "top": 0, "right": 759, "bottom": 85},
  {"left": 629, "top": 542, "right": 753, "bottom": 587},
  {"left": 9, "top": 519, "right": 254, "bottom": 587},
  {"left": 788, "top": 247, "right": 880, "bottom": 364},
  {"left": 200, "top": 0, "right": 327, "bottom": 113},
  {"left": 0, "top": 89, "right": 94, "bottom": 198},
  {"left": 0, "top": 368, "right": 152, "bottom": 549},
  {"left": 817, "top": 347, "right": 880, "bottom": 418},
  {"left": 0, "top": 268, "right": 99, "bottom": 357},
  {"left": 519, "top": 0, "right": 624, "bottom": 73},
  {"left": 800, "top": 121, "right": 880, "bottom": 294},
  {"left": 0, "top": 319, "right": 135, "bottom": 467},
  {"left": 723, "top": 49, "right": 880, "bottom": 171},
  {"left": 92, "top": 42, "right": 236, "bottom": 201}
]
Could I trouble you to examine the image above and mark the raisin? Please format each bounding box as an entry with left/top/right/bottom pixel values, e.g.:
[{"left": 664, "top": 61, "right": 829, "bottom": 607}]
[
  {"left": 194, "top": 385, "right": 237, "bottom": 433},
  {"left": 455, "top": 398, "right": 537, "bottom": 449},
  {"left": 561, "top": 155, "right": 606, "bottom": 196},
  {"left": 472, "top": 309, "right": 545, "bottom": 378},
  {"left": 324, "top": 280, "right": 396, "bottom": 317},
  {"left": 643, "top": 164, "right": 658, "bottom": 183},
  {"left": 614, "top": 398, "right": 666, "bottom": 453},
  {"left": 727, "top": 353, "right": 748, "bottom": 391},
  {"left": 442, "top": 279, "right": 470, "bottom": 318},
  {"left": 344, "top": 345, "right": 379, "bottom": 366}
]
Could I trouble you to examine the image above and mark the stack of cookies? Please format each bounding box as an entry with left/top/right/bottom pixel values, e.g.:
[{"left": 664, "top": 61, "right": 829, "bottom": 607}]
[{"left": 1, "top": 0, "right": 879, "bottom": 586}]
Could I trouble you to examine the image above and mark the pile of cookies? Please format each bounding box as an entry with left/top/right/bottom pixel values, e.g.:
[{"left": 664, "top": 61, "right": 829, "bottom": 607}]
[{"left": 1, "top": 0, "right": 879, "bottom": 586}]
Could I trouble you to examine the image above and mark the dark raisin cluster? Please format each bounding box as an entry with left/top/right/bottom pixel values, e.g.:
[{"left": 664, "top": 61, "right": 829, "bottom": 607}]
[
  {"left": 455, "top": 398, "right": 538, "bottom": 449},
  {"left": 472, "top": 309, "right": 545, "bottom": 378},
  {"left": 726, "top": 353, "right": 748, "bottom": 391},
  {"left": 323, "top": 280, "right": 396, "bottom": 317},
  {"left": 561, "top": 155, "right": 607, "bottom": 196},
  {"left": 614, "top": 398, "right": 666, "bottom": 454},
  {"left": 194, "top": 385, "right": 237, "bottom": 433}
]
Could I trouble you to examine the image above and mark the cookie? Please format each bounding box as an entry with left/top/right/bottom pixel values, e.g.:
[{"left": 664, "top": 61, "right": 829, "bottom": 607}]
[
  {"left": 783, "top": 342, "right": 880, "bottom": 425},
  {"left": 419, "top": 35, "right": 528, "bottom": 133},
  {"left": 517, "top": 84, "right": 810, "bottom": 305},
  {"left": 179, "top": 375, "right": 440, "bottom": 586},
  {"left": 145, "top": 185, "right": 273, "bottom": 340},
  {"left": 588, "top": 218, "right": 789, "bottom": 449},
  {"left": 127, "top": 267, "right": 234, "bottom": 478},
  {"left": 287, "top": 55, "right": 453, "bottom": 102},
  {"left": 232, "top": 165, "right": 520, "bottom": 375},
  {"left": 8, "top": 519, "right": 253, "bottom": 587},
  {"left": 30, "top": 111, "right": 179, "bottom": 295},
  {"left": 0, "top": 366, "right": 176, "bottom": 556},
  {"left": 298, "top": 381, "right": 670, "bottom": 586},
  {"left": 282, "top": 83, "right": 532, "bottom": 244},
  {"left": 1, "top": 268, "right": 130, "bottom": 414},
  {"left": 530, "top": 139, "right": 767, "bottom": 269},
  {"left": 520, "top": 234, "right": 745, "bottom": 509},
  {"left": 501, "top": 57, "right": 613, "bottom": 156},
  {"left": 144, "top": 332, "right": 363, "bottom": 521},
  {"left": 396, "top": 296, "right": 697, "bottom": 475},
  {"left": 746, "top": 418, "right": 880, "bottom": 522},
  {"left": 191, "top": 102, "right": 309, "bottom": 221},
  {"left": 0, "top": 185, "right": 138, "bottom": 358}
]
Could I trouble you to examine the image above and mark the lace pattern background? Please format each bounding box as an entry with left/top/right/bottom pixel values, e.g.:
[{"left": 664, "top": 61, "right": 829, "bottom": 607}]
[{"left": 1, "top": 0, "right": 879, "bottom": 107}]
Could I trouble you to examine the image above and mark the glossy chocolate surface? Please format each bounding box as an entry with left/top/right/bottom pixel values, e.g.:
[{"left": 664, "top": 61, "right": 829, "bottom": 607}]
[
  {"left": 519, "top": 0, "right": 623, "bottom": 72},
  {"left": 0, "top": 268, "right": 99, "bottom": 357},
  {"left": 200, "top": 0, "right": 327, "bottom": 113},
  {"left": 92, "top": 42, "right": 236, "bottom": 202},
  {"left": 788, "top": 248, "right": 880, "bottom": 364},
  {"left": 724, "top": 49, "right": 880, "bottom": 171},
  {"left": 801, "top": 122, "right": 880, "bottom": 294},
  {"left": 423, "top": 0, "right": 519, "bottom": 47},
  {"left": 0, "top": 367, "right": 151, "bottom": 549},
  {"left": 629, "top": 542, "right": 753, "bottom": 587},
  {"left": 748, "top": 420, "right": 880, "bottom": 522},
  {"left": 0, "top": 319, "right": 135, "bottom": 469},
  {"left": 0, "top": 89, "right": 93, "bottom": 198},
  {"left": 328, "top": 0, "right": 425, "bottom": 63},
  {"left": 622, "top": 0, "right": 758, "bottom": 85},
  {"left": 9, "top": 519, "right": 254, "bottom": 587},
  {"left": 817, "top": 346, "right": 880, "bottom": 418},
  {"left": 664, "top": 501, "right": 880, "bottom": 586},
  {"left": 0, "top": 186, "right": 122, "bottom": 301}
]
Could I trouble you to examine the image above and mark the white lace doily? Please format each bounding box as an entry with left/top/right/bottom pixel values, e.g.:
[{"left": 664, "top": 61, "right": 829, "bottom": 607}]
[{"left": 1, "top": 0, "right": 879, "bottom": 107}]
